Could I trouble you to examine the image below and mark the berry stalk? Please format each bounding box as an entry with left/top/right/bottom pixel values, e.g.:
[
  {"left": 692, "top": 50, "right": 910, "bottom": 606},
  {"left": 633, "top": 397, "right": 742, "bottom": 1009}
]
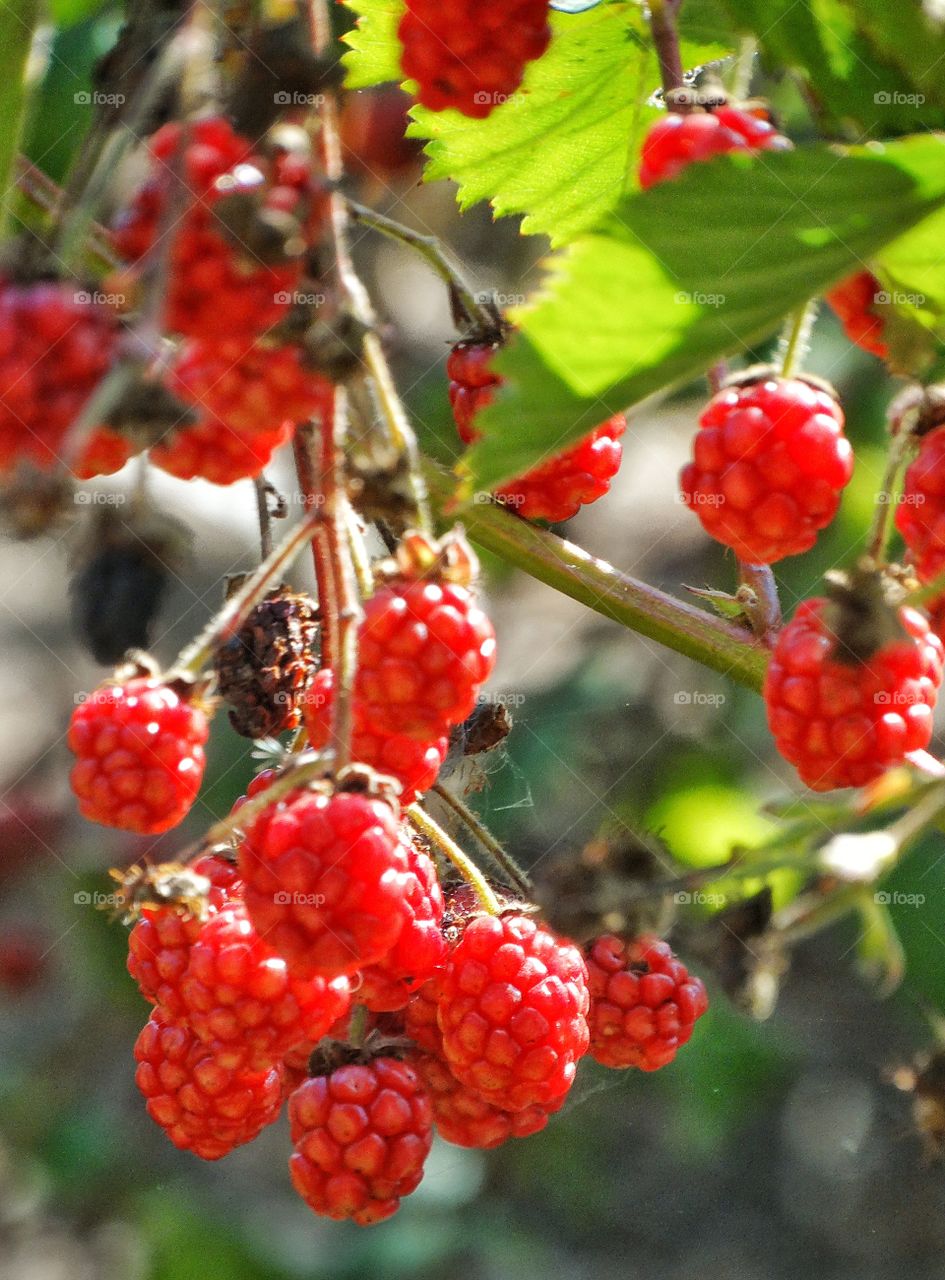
[
  {"left": 423, "top": 459, "right": 770, "bottom": 691},
  {"left": 406, "top": 803, "right": 502, "bottom": 915},
  {"left": 431, "top": 782, "right": 533, "bottom": 896},
  {"left": 648, "top": 0, "right": 685, "bottom": 101}
]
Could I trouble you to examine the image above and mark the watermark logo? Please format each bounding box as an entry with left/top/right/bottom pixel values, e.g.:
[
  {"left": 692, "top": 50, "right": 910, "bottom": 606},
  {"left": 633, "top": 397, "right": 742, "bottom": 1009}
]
[
  {"left": 274, "top": 92, "right": 326, "bottom": 107},
  {"left": 876, "top": 491, "right": 925, "bottom": 506},
  {"left": 673, "top": 890, "right": 726, "bottom": 906},
  {"left": 674, "top": 690, "right": 726, "bottom": 706},
  {"left": 474, "top": 291, "right": 526, "bottom": 308},
  {"left": 478, "top": 691, "right": 526, "bottom": 709},
  {"left": 674, "top": 290, "right": 726, "bottom": 308},
  {"left": 75, "top": 890, "right": 120, "bottom": 907},
  {"left": 74, "top": 91, "right": 126, "bottom": 106},
  {"left": 874, "top": 289, "right": 926, "bottom": 307},
  {"left": 74, "top": 290, "right": 125, "bottom": 307},
  {"left": 874, "top": 91, "right": 925, "bottom": 106},
  {"left": 473, "top": 91, "right": 525, "bottom": 108},
  {"left": 874, "top": 890, "right": 925, "bottom": 906},
  {"left": 274, "top": 291, "right": 326, "bottom": 307},
  {"left": 274, "top": 891, "right": 326, "bottom": 906},
  {"left": 74, "top": 491, "right": 126, "bottom": 506},
  {"left": 676, "top": 491, "right": 723, "bottom": 507},
  {"left": 875, "top": 690, "right": 926, "bottom": 707}
]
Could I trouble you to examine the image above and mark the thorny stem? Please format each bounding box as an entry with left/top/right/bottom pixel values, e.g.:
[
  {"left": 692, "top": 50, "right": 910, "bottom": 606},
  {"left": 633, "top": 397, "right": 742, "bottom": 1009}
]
[
  {"left": 649, "top": 0, "right": 685, "bottom": 101},
  {"left": 172, "top": 506, "right": 325, "bottom": 677},
  {"left": 736, "top": 562, "right": 782, "bottom": 642},
  {"left": 407, "top": 804, "right": 502, "bottom": 915},
  {"left": 14, "top": 156, "right": 119, "bottom": 267},
  {"left": 344, "top": 500, "right": 375, "bottom": 596},
  {"left": 777, "top": 299, "right": 818, "bottom": 378},
  {"left": 292, "top": 422, "right": 338, "bottom": 670},
  {"left": 424, "top": 459, "right": 770, "bottom": 692},
  {"left": 347, "top": 200, "right": 495, "bottom": 332},
  {"left": 431, "top": 782, "right": 533, "bottom": 896},
  {"left": 867, "top": 426, "right": 915, "bottom": 565}
]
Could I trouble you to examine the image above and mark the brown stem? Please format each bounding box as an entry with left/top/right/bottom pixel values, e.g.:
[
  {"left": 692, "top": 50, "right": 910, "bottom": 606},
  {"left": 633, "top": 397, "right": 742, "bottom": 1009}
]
[
  {"left": 649, "top": 0, "right": 685, "bottom": 101},
  {"left": 736, "top": 562, "right": 782, "bottom": 642},
  {"left": 432, "top": 782, "right": 532, "bottom": 896},
  {"left": 292, "top": 422, "right": 338, "bottom": 670}
]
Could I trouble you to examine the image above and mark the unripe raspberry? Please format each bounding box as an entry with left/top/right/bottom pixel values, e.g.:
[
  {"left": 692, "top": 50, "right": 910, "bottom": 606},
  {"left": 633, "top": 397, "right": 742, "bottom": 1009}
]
[
  {"left": 358, "top": 841, "right": 446, "bottom": 1012},
  {"left": 356, "top": 558, "right": 496, "bottom": 742},
  {"left": 896, "top": 424, "right": 945, "bottom": 597},
  {"left": 302, "top": 668, "right": 447, "bottom": 803},
  {"left": 134, "top": 1009, "right": 283, "bottom": 1160},
  {"left": 399, "top": 0, "right": 551, "bottom": 120},
  {"left": 288, "top": 1055, "right": 433, "bottom": 1224},
  {"left": 825, "top": 271, "right": 888, "bottom": 359},
  {"left": 448, "top": 339, "right": 626, "bottom": 521},
  {"left": 112, "top": 117, "right": 319, "bottom": 340},
  {"left": 764, "top": 597, "right": 944, "bottom": 790},
  {"left": 178, "top": 901, "right": 352, "bottom": 1070},
  {"left": 436, "top": 912, "right": 589, "bottom": 1112},
  {"left": 149, "top": 417, "right": 294, "bottom": 485},
  {"left": 680, "top": 376, "right": 853, "bottom": 564},
  {"left": 127, "top": 855, "right": 241, "bottom": 1012},
  {"left": 585, "top": 934, "right": 708, "bottom": 1071},
  {"left": 68, "top": 677, "right": 209, "bottom": 834},
  {"left": 0, "top": 279, "right": 118, "bottom": 474},
  {"left": 238, "top": 786, "right": 415, "bottom": 979},
  {"left": 411, "top": 1050, "right": 557, "bottom": 1148},
  {"left": 170, "top": 338, "right": 332, "bottom": 435},
  {"left": 639, "top": 105, "right": 790, "bottom": 189}
]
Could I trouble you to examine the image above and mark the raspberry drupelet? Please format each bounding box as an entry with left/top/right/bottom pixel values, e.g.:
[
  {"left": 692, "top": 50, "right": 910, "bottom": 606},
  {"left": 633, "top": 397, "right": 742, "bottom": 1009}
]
[{"left": 639, "top": 105, "right": 791, "bottom": 189}]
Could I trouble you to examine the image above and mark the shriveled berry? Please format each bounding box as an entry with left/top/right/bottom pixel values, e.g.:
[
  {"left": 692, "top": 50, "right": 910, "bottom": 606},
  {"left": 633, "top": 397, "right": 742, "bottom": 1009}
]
[
  {"left": 585, "top": 934, "right": 708, "bottom": 1071},
  {"left": 436, "top": 912, "right": 589, "bottom": 1112},
  {"left": 764, "top": 597, "right": 944, "bottom": 790},
  {"left": 639, "top": 106, "right": 790, "bottom": 189},
  {"left": 68, "top": 677, "right": 208, "bottom": 834},
  {"left": 399, "top": 0, "right": 551, "bottom": 120},
  {"left": 238, "top": 787, "right": 414, "bottom": 979},
  {"left": 134, "top": 1009, "right": 283, "bottom": 1160},
  {"left": 288, "top": 1056, "right": 433, "bottom": 1225},
  {"left": 680, "top": 376, "right": 853, "bottom": 564}
]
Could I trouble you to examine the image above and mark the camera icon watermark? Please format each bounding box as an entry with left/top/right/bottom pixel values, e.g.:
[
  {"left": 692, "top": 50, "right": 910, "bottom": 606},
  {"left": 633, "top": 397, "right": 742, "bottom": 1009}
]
[
  {"left": 473, "top": 91, "right": 525, "bottom": 108},
  {"left": 874, "top": 690, "right": 924, "bottom": 706},
  {"left": 274, "top": 290, "right": 326, "bottom": 307},
  {"left": 674, "top": 890, "right": 726, "bottom": 906},
  {"left": 74, "top": 290, "right": 125, "bottom": 307},
  {"left": 874, "top": 91, "right": 925, "bottom": 106},
  {"left": 475, "top": 291, "right": 526, "bottom": 307},
  {"left": 74, "top": 91, "right": 126, "bottom": 106},
  {"left": 74, "top": 890, "right": 120, "bottom": 907},
  {"left": 874, "top": 289, "right": 926, "bottom": 307},
  {"left": 478, "top": 691, "right": 526, "bottom": 709},
  {"left": 677, "top": 491, "right": 724, "bottom": 507},
  {"left": 876, "top": 491, "right": 925, "bottom": 505},
  {"left": 874, "top": 890, "right": 925, "bottom": 906},
  {"left": 674, "top": 690, "right": 726, "bottom": 706},
  {"left": 74, "top": 491, "right": 126, "bottom": 506},
  {"left": 274, "top": 92, "right": 326, "bottom": 107},
  {"left": 273, "top": 891, "right": 326, "bottom": 906},
  {"left": 673, "top": 290, "right": 726, "bottom": 308}
]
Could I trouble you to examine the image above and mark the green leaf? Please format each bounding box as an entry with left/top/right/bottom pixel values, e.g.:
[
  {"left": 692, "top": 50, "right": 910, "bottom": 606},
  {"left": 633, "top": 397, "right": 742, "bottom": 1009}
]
[
  {"left": 465, "top": 135, "right": 945, "bottom": 491},
  {"left": 342, "top": 0, "right": 403, "bottom": 90},
  {"left": 721, "top": 0, "right": 945, "bottom": 134},
  {"left": 344, "top": 0, "right": 732, "bottom": 245},
  {"left": 49, "top": 0, "right": 107, "bottom": 27},
  {"left": 838, "top": 0, "right": 945, "bottom": 112},
  {"left": 874, "top": 210, "right": 945, "bottom": 378}
]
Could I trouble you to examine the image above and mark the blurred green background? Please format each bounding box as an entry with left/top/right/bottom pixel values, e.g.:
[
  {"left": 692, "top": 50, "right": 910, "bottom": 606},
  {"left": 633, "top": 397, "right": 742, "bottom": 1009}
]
[{"left": 4, "top": 4, "right": 945, "bottom": 1278}]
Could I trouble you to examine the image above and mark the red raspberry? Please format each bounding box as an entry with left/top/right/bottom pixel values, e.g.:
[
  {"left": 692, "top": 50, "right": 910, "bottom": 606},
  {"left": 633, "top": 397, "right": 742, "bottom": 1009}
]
[
  {"left": 170, "top": 338, "right": 332, "bottom": 434},
  {"left": 178, "top": 901, "right": 351, "bottom": 1070},
  {"left": 411, "top": 1050, "right": 556, "bottom": 1148},
  {"left": 72, "top": 427, "right": 136, "bottom": 479},
  {"left": 436, "top": 912, "right": 589, "bottom": 1112},
  {"left": 357, "top": 841, "right": 446, "bottom": 1012},
  {"left": 68, "top": 677, "right": 208, "bottom": 834},
  {"left": 764, "top": 598, "right": 944, "bottom": 791},
  {"left": 134, "top": 1009, "right": 283, "bottom": 1160},
  {"left": 448, "top": 339, "right": 626, "bottom": 521},
  {"left": 680, "top": 376, "right": 853, "bottom": 564},
  {"left": 585, "top": 934, "right": 708, "bottom": 1071},
  {"left": 825, "top": 271, "right": 889, "bottom": 359},
  {"left": 238, "top": 787, "right": 414, "bottom": 980},
  {"left": 403, "top": 974, "right": 444, "bottom": 1055},
  {"left": 288, "top": 1055, "right": 433, "bottom": 1225},
  {"left": 398, "top": 0, "right": 551, "bottom": 120},
  {"left": 896, "top": 425, "right": 945, "bottom": 593},
  {"left": 639, "top": 105, "right": 790, "bottom": 189},
  {"left": 356, "top": 579, "right": 496, "bottom": 741},
  {"left": 127, "top": 855, "right": 241, "bottom": 1012},
  {"left": 0, "top": 279, "right": 118, "bottom": 474},
  {"left": 112, "top": 117, "right": 315, "bottom": 340},
  {"left": 302, "top": 668, "right": 446, "bottom": 803},
  {"left": 150, "top": 416, "right": 293, "bottom": 484}
]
